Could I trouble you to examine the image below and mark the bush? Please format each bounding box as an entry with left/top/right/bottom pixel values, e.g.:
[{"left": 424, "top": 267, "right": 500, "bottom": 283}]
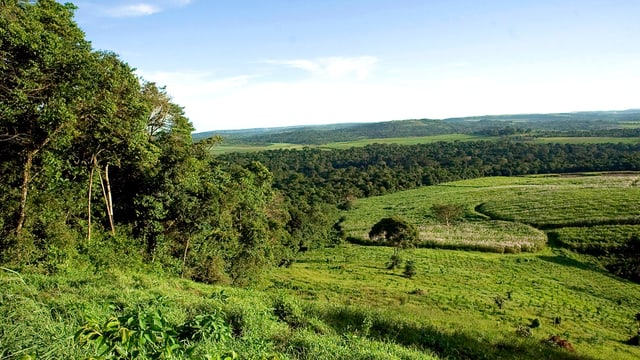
[
  {"left": 368, "top": 216, "right": 418, "bottom": 249},
  {"left": 403, "top": 260, "right": 416, "bottom": 278}
]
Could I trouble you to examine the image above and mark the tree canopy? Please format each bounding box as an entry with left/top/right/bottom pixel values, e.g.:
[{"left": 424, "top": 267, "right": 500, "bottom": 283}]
[{"left": 0, "top": 0, "right": 293, "bottom": 285}]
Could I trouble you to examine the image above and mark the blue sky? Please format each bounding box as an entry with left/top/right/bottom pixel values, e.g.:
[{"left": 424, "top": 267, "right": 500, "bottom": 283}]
[{"left": 71, "top": 1, "right": 640, "bottom": 131}]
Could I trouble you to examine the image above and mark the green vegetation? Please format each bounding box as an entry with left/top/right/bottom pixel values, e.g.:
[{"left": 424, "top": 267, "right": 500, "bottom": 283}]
[
  {"left": 222, "top": 142, "right": 640, "bottom": 207},
  {"left": 534, "top": 137, "right": 640, "bottom": 144},
  {"left": 549, "top": 226, "right": 640, "bottom": 256},
  {"left": 3, "top": 2, "right": 640, "bottom": 359},
  {"left": 4, "top": 244, "right": 639, "bottom": 359},
  {"left": 197, "top": 111, "right": 640, "bottom": 149}
]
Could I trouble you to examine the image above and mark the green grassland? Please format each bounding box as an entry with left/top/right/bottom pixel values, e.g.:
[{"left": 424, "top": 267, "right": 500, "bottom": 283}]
[
  {"left": 320, "top": 134, "right": 486, "bottom": 149},
  {"left": 534, "top": 137, "right": 640, "bottom": 144},
  {"left": 548, "top": 225, "right": 640, "bottom": 255},
  {"left": 210, "top": 142, "right": 306, "bottom": 155},
  {"left": 4, "top": 243, "right": 637, "bottom": 358},
  {"left": 272, "top": 244, "right": 640, "bottom": 359},
  {"left": 3, "top": 174, "right": 640, "bottom": 359},
  {"left": 342, "top": 174, "right": 640, "bottom": 253},
  {"left": 210, "top": 134, "right": 488, "bottom": 154}
]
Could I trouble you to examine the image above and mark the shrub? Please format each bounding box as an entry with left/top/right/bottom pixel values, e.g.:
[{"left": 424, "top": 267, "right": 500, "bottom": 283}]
[
  {"left": 431, "top": 203, "right": 465, "bottom": 226},
  {"left": 403, "top": 260, "right": 416, "bottom": 278}
]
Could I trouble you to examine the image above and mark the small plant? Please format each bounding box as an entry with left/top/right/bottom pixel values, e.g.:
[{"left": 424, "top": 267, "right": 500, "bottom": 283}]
[
  {"left": 386, "top": 253, "right": 403, "bottom": 270},
  {"left": 530, "top": 318, "right": 541, "bottom": 328},
  {"left": 431, "top": 203, "right": 465, "bottom": 226},
  {"left": 273, "top": 295, "right": 305, "bottom": 328},
  {"left": 75, "top": 308, "right": 231, "bottom": 359},
  {"left": 515, "top": 325, "right": 532, "bottom": 338},
  {"left": 554, "top": 316, "right": 562, "bottom": 326},
  {"left": 408, "top": 288, "right": 426, "bottom": 295},
  {"left": 494, "top": 295, "right": 505, "bottom": 309},
  {"left": 403, "top": 260, "right": 416, "bottom": 278},
  {"left": 628, "top": 312, "right": 640, "bottom": 345}
]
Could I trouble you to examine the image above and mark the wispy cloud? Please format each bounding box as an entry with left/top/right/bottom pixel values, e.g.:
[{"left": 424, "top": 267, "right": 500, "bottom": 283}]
[
  {"left": 106, "top": 4, "right": 160, "bottom": 18},
  {"left": 268, "top": 56, "right": 378, "bottom": 80},
  {"left": 99, "top": 1, "right": 193, "bottom": 18}
]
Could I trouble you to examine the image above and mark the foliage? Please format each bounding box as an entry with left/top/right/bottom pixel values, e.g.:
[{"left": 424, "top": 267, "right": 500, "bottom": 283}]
[
  {"left": 369, "top": 217, "right": 418, "bottom": 249},
  {"left": 75, "top": 308, "right": 232, "bottom": 359},
  {"left": 431, "top": 204, "right": 465, "bottom": 226},
  {"left": 403, "top": 260, "right": 416, "bottom": 278},
  {"left": 221, "top": 141, "right": 640, "bottom": 209},
  {"left": 0, "top": 1, "right": 294, "bottom": 284}
]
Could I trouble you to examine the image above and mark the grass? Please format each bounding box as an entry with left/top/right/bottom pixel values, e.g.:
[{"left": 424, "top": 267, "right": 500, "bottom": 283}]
[
  {"left": 3, "top": 173, "right": 640, "bottom": 358},
  {"left": 533, "top": 137, "right": 640, "bottom": 144},
  {"left": 548, "top": 225, "right": 640, "bottom": 256},
  {"left": 320, "top": 134, "right": 488, "bottom": 149},
  {"left": 4, "top": 244, "right": 638, "bottom": 359},
  {"left": 270, "top": 244, "right": 640, "bottom": 359},
  {"left": 342, "top": 173, "right": 640, "bottom": 252},
  {"left": 210, "top": 135, "right": 490, "bottom": 154},
  {"left": 210, "top": 142, "right": 306, "bottom": 155}
]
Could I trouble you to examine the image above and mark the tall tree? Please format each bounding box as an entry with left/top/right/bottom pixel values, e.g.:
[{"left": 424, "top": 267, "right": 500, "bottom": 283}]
[
  {"left": 72, "top": 51, "right": 151, "bottom": 238},
  {"left": 0, "top": 0, "right": 92, "bottom": 237}
]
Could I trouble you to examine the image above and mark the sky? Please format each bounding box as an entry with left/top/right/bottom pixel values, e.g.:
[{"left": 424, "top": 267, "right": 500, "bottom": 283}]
[{"left": 70, "top": 0, "right": 640, "bottom": 132}]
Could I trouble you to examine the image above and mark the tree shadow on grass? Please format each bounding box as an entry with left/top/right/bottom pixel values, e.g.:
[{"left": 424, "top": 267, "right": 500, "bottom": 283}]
[
  {"left": 537, "top": 254, "right": 616, "bottom": 279},
  {"left": 312, "top": 306, "right": 598, "bottom": 360}
]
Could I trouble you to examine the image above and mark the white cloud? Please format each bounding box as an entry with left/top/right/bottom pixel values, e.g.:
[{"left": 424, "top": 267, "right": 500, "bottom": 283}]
[
  {"left": 106, "top": 3, "right": 160, "bottom": 17},
  {"left": 268, "top": 56, "right": 378, "bottom": 80},
  {"left": 101, "top": 0, "right": 193, "bottom": 18}
]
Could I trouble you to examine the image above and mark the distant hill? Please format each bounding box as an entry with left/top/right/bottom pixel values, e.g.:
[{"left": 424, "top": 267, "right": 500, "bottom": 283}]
[{"left": 193, "top": 109, "right": 640, "bottom": 146}]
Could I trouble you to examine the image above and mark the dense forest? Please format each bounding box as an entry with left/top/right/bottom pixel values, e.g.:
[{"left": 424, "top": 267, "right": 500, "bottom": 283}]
[
  {"left": 221, "top": 141, "right": 640, "bottom": 207},
  {"left": 0, "top": 0, "right": 308, "bottom": 285}
]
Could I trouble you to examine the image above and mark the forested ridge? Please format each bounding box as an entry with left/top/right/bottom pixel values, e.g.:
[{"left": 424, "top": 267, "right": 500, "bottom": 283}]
[
  {"left": 194, "top": 110, "right": 640, "bottom": 145},
  {"left": 221, "top": 141, "right": 640, "bottom": 206}
]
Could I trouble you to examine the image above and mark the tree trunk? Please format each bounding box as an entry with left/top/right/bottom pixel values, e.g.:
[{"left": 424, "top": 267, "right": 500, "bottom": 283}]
[
  {"left": 104, "top": 164, "right": 115, "bottom": 236},
  {"left": 87, "top": 157, "right": 95, "bottom": 242},
  {"left": 181, "top": 236, "right": 191, "bottom": 278},
  {"left": 96, "top": 165, "right": 115, "bottom": 236},
  {"left": 13, "top": 125, "right": 65, "bottom": 237},
  {"left": 15, "top": 150, "right": 34, "bottom": 236}
]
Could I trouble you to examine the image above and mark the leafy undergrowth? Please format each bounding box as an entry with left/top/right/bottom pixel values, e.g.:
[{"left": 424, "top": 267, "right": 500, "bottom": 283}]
[
  {"left": 0, "top": 263, "right": 437, "bottom": 359},
  {"left": 3, "top": 241, "right": 638, "bottom": 359}
]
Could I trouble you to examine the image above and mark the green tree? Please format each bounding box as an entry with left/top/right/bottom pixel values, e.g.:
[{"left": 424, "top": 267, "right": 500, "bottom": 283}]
[
  {"left": 73, "top": 51, "right": 152, "bottom": 239},
  {"left": 431, "top": 203, "right": 465, "bottom": 226},
  {"left": 369, "top": 216, "right": 418, "bottom": 269},
  {"left": 0, "top": 0, "right": 93, "bottom": 238}
]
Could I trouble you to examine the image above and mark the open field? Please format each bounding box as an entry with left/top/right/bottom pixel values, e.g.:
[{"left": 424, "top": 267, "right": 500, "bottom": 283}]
[
  {"left": 210, "top": 142, "right": 306, "bottom": 155},
  {"left": 3, "top": 245, "right": 639, "bottom": 359},
  {"left": 320, "top": 134, "right": 487, "bottom": 149},
  {"left": 271, "top": 244, "right": 640, "bottom": 359},
  {"left": 210, "top": 135, "right": 640, "bottom": 154},
  {"left": 341, "top": 173, "right": 640, "bottom": 252},
  {"left": 210, "top": 134, "right": 489, "bottom": 154},
  {"left": 533, "top": 137, "right": 640, "bottom": 144}
]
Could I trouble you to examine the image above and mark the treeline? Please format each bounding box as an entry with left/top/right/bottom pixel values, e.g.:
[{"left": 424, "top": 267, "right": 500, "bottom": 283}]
[
  {"left": 0, "top": 0, "right": 322, "bottom": 285},
  {"left": 221, "top": 141, "right": 640, "bottom": 206},
  {"left": 199, "top": 110, "right": 640, "bottom": 146}
]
